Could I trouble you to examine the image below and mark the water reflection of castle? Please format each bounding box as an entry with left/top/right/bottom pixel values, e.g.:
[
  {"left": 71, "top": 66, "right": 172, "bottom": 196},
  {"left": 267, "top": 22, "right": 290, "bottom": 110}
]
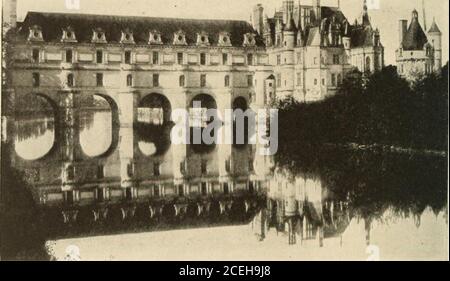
[{"left": 252, "top": 171, "right": 354, "bottom": 246}]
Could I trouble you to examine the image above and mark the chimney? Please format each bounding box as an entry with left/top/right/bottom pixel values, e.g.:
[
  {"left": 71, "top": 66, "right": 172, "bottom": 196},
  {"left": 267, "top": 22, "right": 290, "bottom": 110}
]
[
  {"left": 252, "top": 4, "right": 264, "bottom": 35},
  {"left": 399, "top": 20, "right": 407, "bottom": 47},
  {"left": 2, "top": 0, "right": 18, "bottom": 28}
]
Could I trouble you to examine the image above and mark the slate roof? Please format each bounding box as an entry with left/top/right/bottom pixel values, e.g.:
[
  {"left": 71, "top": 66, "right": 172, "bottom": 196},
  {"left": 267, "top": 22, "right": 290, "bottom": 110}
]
[
  {"left": 428, "top": 20, "right": 441, "bottom": 34},
  {"left": 401, "top": 16, "right": 428, "bottom": 50},
  {"left": 17, "top": 12, "right": 264, "bottom": 47}
]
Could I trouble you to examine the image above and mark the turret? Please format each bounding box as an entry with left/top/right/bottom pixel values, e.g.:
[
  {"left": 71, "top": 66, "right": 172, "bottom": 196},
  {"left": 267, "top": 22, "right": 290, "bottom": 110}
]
[
  {"left": 252, "top": 4, "right": 264, "bottom": 35},
  {"left": 283, "top": 12, "right": 296, "bottom": 48},
  {"left": 361, "top": 0, "right": 371, "bottom": 26},
  {"left": 428, "top": 18, "right": 442, "bottom": 72},
  {"left": 263, "top": 15, "right": 273, "bottom": 47}
]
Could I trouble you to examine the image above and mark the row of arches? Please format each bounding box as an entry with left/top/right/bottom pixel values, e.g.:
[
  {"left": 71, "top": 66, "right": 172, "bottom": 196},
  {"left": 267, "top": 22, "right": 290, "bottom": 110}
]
[{"left": 14, "top": 92, "right": 252, "bottom": 161}]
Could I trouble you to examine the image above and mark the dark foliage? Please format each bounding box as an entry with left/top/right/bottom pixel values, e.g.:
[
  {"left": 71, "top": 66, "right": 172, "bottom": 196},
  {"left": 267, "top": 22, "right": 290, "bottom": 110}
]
[{"left": 276, "top": 64, "right": 449, "bottom": 154}]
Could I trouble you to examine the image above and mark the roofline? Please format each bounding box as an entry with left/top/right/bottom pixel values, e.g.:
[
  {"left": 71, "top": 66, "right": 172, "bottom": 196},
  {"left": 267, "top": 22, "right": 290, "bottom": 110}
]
[{"left": 21, "top": 11, "right": 252, "bottom": 25}]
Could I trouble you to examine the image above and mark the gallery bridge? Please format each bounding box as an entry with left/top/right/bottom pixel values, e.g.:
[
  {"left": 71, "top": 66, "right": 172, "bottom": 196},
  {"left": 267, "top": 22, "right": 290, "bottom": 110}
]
[{"left": 9, "top": 86, "right": 273, "bottom": 215}]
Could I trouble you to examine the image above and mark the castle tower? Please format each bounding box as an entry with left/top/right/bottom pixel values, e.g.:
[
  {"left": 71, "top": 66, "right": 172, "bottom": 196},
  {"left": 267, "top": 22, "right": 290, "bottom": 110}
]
[
  {"left": 428, "top": 18, "right": 442, "bottom": 72},
  {"left": 252, "top": 4, "right": 264, "bottom": 35},
  {"left": 283, "top": 12, "right": 296, "bottom": 48},
  {"left": 361, "top": 0, "right": 371, "bottom": 26}
]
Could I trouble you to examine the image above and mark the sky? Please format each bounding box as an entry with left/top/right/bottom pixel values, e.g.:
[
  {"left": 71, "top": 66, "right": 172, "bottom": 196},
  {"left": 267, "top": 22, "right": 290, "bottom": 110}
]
[{"left": 11, "top": 0, "right": 450, "bottom": 66}]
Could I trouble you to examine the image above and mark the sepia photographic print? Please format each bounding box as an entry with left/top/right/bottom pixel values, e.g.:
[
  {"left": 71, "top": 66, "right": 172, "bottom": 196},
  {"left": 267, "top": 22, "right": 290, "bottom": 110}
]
[{"left": 0, "top": 0, "right": 448, "bottom": 263}]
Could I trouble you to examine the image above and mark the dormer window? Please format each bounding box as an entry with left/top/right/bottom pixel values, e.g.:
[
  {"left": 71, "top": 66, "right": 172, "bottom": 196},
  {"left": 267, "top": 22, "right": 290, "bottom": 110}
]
[
  {"left": 62, "top": 26, "right": 77, "bottom": 43},
  {"left": 92, "top": 28, "right": 107, "bottom": 43},
  {"left": 173, "top": 30, "right": 187, "bottom": 45},
  {"left": 149, "top": 30, "right": 162, "bottom": 45},
  {"left": 196, "top": 32, "right": 210, "bottom": 46},
  {"left": 28, "top": 25, "right": 43, "bottom": 42},
  {"left": 121, "top": 29, "right": 135, "bottom": 44},
  {"left": 218, "top": 32, "right": 232, "bottom": 47},
  {"left": 243, "top": 33, "right": 256, "bottom": 47}
]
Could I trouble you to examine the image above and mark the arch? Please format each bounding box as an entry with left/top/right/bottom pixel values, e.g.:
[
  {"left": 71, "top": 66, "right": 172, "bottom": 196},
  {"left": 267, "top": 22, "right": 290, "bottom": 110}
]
[
  {"left": 14, "top": 93, "right": 58, "bottom": 161},
  {"left": 79, "top": 94, "right": 118, "bottom": 158},
  {"left": 161, "top": 204, "right": 176, "bottom": 218},
  {"left": 139, "top": 93, "right": 172, "bottom": 124}
]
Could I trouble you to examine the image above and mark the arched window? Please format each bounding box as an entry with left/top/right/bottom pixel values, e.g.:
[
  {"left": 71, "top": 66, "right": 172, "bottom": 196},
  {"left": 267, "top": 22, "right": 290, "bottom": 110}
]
[
  {"left": 224, "top": 75, "right": 230, "bottom": 87},
  {"left": 179, "top": 75, "right": 185, "bottom": 87},
  {"left": 126, "top": 74, "right": 133, "bottom": 87},
  {"left": 67, "top": 73, "right": 74, "bottom": 87}
]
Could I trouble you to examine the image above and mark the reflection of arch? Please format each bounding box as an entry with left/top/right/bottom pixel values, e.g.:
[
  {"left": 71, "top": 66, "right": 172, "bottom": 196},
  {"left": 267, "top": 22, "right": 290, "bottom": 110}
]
[
  {"left": 137, "top": 93, "right": 173, "bottom": 157},
  {"left": 232, "top": 97, "right": 252, "bottom": 147},
  {"left": 79, "top": 94, "right": 119, "bottom": 159},
  {"left": 189, "top": 94, "right": 219, "bottom": 154},
  {"left": 14, "top": 93, "right": 59, "bottom": 161}
]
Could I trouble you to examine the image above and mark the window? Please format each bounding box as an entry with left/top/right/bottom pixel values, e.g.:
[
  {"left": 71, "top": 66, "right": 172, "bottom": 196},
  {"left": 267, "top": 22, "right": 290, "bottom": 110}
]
[
  {"left": 124, "top": 51, "right": 131, "bottom": 64},
  {"left": 200, "top": 74, "right": 206, "bottom": 87},
  {"left": 322, "top": 78, "right": 325, "bottom": 86},
  {"left": 277, "top": 55, "right": 281, "bottom": 65},
  {"left": 67, "top": 73, "right": 74, "bottom": 87},
  {"left": 177, "top": 52, "right": 183, "bottom": 64},
  {"left": 314, "top": 57, "right": 318, "bottom": 64},
  {"left": 153, "top": 74, "right": 159, "bottom": 87},
  {"left": 249, "top": 181, "right": 255, "bottom": 193},
  {"left": 276, "top": 74, "right": 281, "bottom": 87},
  {"left": 67, "top": 165, "right": 75, "bottom": 181},
  {"left": 96, "top": 73, "right": 104, "bottom": 87},
  {"left": 178, "top": 185, "right": 184, "bottom": 196},
  {"left": 248, "top": 160, "right": 254, "bottom": 172},
  {"left": 97, "top": 165, "right": 104, "bottom": 179},
  {"left": 179, "top": 75, "right": 185, "bottom": 87},
  {"left": 65, "top": 191, "right": 74, "bottom": 205},
  {"left": 247, "top": 53, "right": 253, "bottom": 65},
  {"left": 337, "top": 74, "right": 342, "bottom": 86},
  {"left": 314, "top": 79, "right": 318, "bottom": 86},
  {"left": 32, "top": 49, "right": 40, "bottom": 63},
  {"left": 153, "top": 162, "right": 160, "bottom": 176},
  {"left": 66, "top": 50, "right": 73, "bottom": 63},
  {"left": 127, "top": 163, "right": 134, "bottom": 177},
  {"left": 126, "top": 74, "right": 133, "bottom": 87},
  {"left": 223, "top": 183, "right": 229, "bottom": 195},
  {"left": 332, "top": 74, "right": 336, "bottom": 86},
  {"left": 152, "top": 52, "right": 159, "bottom": 64},
  {"left": 96, "top": 187, "right": 104, "bottom": 202},
  {"left": 32, "top": 73, "right": 40, "bottom": 87},
  {"left": 224, "top": 75, "right": 230, "bottom": 87},
  {"left": 333, "top": 54, "right": 340, "bottom": 64},
  {"left": 201, "top": 183, "right": 207, "bottom": 196},
  {"left": 223, "top": 53, "right": 228, "bottom": 65},
  {"left": 200, "top": 53, "right": 206, "bottom": 65},
  {"left": 201, "top": 160, "right": 207, "bottom": 175},
  {"left": 96, "top": 50, "right": 103, "bottom": 63},
  {"left": 125, "top": 188, "right": 133, "bottom": 201},
  {"left": 153, "top": 185, "right": 160, "bottom": 197},
  {"left": 247, "top": 75, "right": 253, "bottom": 87}
]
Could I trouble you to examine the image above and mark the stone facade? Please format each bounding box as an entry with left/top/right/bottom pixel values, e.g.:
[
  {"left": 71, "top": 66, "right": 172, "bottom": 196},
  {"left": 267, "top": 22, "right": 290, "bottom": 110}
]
[{"left": 257, "top": 0, "right": 384, "bottom": 102}]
